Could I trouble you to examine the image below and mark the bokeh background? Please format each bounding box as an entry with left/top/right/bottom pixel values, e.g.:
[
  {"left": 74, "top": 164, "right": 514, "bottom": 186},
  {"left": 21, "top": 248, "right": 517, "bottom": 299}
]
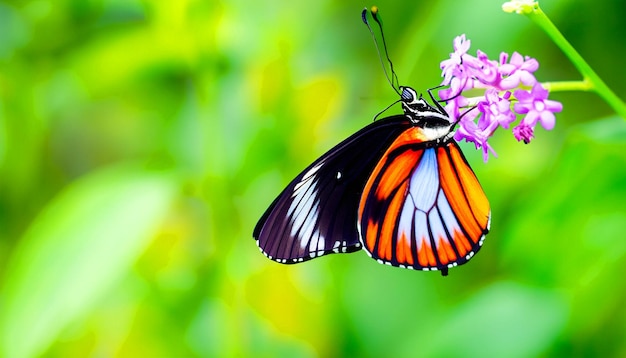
[{"left": 1, "top": 0, "right": 625, "bottom": 356}]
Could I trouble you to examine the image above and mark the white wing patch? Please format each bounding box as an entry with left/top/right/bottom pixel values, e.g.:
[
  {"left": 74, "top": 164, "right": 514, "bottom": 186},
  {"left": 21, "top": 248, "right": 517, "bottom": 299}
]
[
  {"left": 397, "top": 148, "right": 442, "bottom": 248},
  {"left": 279, "top": 160, "right": 351, "bottom": 258},
  {"left": 288, "top": 161, "right": 324, "bottom": 243},
  {"left": 408, "top": 148, "right": 439, "bottom": 212}
]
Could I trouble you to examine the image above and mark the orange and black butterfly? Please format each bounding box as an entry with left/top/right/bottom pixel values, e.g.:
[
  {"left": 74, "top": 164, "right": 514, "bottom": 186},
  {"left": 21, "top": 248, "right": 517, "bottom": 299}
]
[{"left": 253, "top": 9, "right": 491, "bottom": 276}]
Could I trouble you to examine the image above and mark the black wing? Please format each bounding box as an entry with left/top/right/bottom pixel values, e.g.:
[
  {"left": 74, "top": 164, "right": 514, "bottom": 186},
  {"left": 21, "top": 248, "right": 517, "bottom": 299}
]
[{"left": 253, "top": 115, "right": 412, "bottom": 263}]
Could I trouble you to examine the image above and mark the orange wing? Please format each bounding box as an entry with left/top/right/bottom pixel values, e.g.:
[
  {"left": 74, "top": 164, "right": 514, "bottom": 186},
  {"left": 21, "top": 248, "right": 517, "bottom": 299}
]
[{"left": 357, "top": 127, "right": 490, "bottom": 276}]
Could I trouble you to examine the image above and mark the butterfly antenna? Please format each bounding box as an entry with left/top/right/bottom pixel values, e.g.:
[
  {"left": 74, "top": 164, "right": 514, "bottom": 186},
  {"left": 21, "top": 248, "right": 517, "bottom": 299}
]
[
  {"left": 362, "top": 7, "right": 401, "bottom": 95},
  {"left": 437, "top": 86, "right": 464, "bottom": 104},
  {"left": 372, "top": 98, "right": 401, "bottom": 121},
  {"left": 426, "top": 85, "right": 448, "bottom": 115},
  {"left": 451, "top": 105, "right": 478, "bottom": 130}
]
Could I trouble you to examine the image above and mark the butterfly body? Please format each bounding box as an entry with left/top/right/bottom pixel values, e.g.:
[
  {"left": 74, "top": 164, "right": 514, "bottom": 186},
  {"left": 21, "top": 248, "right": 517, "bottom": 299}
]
[{"left": 254, "top": 87, "right": 490, "bottom": 276}]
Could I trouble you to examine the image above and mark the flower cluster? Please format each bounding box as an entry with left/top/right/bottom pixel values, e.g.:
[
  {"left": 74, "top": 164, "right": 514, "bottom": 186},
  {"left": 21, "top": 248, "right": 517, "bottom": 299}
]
[{"left": 439, "top": 34, "right": 562, "bottom": 161}]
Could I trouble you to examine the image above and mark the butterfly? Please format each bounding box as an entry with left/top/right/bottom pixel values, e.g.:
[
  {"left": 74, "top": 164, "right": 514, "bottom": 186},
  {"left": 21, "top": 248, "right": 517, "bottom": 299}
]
[
  {"left": 253, "top": 85, "right": 491, "bottom": 276},
  {"left": 253, "top": 8, "right": 490, "bottom": 276}
]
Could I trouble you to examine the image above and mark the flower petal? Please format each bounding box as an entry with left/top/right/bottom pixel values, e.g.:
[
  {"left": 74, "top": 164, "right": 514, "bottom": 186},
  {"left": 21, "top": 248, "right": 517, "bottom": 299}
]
[{"left": 538, "top": 111, "right": 556, "bottom": 130}]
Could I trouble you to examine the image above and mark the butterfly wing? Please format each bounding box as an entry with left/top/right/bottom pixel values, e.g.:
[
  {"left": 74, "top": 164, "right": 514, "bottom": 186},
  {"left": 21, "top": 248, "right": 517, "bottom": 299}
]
[
  {"left": 358, "top": 127, "right": 490, "bottom": 275},
  {"left": 254, "top": 115, "right": 412, "bottom": 264}
]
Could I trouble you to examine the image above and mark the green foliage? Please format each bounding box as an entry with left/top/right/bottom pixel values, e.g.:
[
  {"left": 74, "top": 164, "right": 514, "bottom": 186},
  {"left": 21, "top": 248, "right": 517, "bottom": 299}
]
[
  {"left": 0, "top": 165, "right": 178, "bottom": 357},
  {"left": 0, "top": 0, "right": 625, "bottom": 357}
]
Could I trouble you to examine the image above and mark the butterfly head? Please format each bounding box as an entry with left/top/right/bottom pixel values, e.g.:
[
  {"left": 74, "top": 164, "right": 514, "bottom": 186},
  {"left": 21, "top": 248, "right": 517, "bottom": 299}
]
[{"left": 399, "top": 86, "right": 454, "bottom": 141}]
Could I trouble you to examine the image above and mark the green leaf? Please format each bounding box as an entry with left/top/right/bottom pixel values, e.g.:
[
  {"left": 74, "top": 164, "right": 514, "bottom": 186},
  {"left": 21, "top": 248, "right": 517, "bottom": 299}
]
[
  {"left": 0, "top": 164, "right": 179, "bottom": 358},
  {"left": 414, "top": 282, "right": 568, "bottom": 357}
]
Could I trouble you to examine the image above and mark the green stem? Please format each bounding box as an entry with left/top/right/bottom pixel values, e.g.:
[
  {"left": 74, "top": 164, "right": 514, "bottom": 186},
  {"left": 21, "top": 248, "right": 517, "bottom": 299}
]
[
  {"left": 542, "top": 80, "right": 592, "bottom": 92},
  {"left": 527, "top": 5, "right": 626, "bottom": 119}
]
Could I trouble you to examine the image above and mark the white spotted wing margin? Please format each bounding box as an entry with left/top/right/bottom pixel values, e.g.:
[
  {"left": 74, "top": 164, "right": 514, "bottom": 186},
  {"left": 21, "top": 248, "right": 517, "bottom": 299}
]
[{"left": 253, "top": 115, "right": 413, "bottom": 264}]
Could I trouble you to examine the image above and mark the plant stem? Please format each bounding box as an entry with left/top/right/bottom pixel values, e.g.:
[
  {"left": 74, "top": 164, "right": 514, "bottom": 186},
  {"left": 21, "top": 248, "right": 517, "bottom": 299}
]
[
  {"left": 542, "top": 80, "right": 592, "bottom": 92},
  {"left": 527, "top": 5, "right": 626, "bottom": 118}
]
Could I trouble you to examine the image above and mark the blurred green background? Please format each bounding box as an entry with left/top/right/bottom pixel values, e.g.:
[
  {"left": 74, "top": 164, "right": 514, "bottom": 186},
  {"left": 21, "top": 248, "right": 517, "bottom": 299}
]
[{"left": 1, "top": 0, "right": 625, "bottom": 356}]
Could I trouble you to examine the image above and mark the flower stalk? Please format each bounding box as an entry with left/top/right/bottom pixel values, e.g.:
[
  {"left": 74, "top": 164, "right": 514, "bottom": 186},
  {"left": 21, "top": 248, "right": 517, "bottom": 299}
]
[
  {"left": 542, "top": 80, "right": 592, "bottom": 93},
  {"left": 504, "top": 1, "right": 626, "bottom": 118}
]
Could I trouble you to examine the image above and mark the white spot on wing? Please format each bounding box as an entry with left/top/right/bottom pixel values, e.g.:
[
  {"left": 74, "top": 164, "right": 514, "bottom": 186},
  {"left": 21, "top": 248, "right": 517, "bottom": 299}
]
[
  {"left": 297, "top": 201, "right": 320, "bottom": 247},
  {"left": 301, "top": 161, "right": 324, "bottom": 181},
  {"left": 316, "top": 232, "right": 325, "bottom": 252},
  {"left": 437, "top": 190, "right": 461, "bottom": 238},
  {"left": 409, "top": 148, "right": 439, "bottom": 212},
  {"left": 413, "top": 211, "right": 429, "bottom": 250},
  {"left": 289, "top": 180, "right": 318, "bottom": 226},
  {"left": 428, "top": 207, "right": 447, "bottom": 247},
  {"left": 289, "top": 161, "right": 324, "bottom": 217},
  {"left": 397, "top": 198, "right": 415, "bottom": 246},
  {"left": 306, "top": 228, "right": 320, "bottom": 253}
]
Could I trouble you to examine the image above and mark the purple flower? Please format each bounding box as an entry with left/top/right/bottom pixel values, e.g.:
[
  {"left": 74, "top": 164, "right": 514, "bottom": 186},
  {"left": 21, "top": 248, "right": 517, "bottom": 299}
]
[
  {"left": 499, "top": 52, "right": 539, "bottom": 89},
  {"left": 470, "top": 50, "right": 500, "bottom": 86},
  {"left": 440, "top": 35, "right": 481, "bottom": 98},
  {"left": 454, "top": 89, "right": 514, "bottom": 161},
  {"left": 453, "top": 108, "right": 497, "bottom": 162},
  {"left": 478, "top": 89, "right": 516, "bottom": 130},
  {"left": 513, "top": 123, "right": 534, "bottom": 144},
  {"left": 438, "top": 34, "right": 563, "bottom": 161},
  {"left": 442, "top": 92, "right": 471, "bottom": 120},
  {"left": 440, "top": 35, "right": 471, "bottom": 83},
  {"left": 514, "top": 83, "right": 563, "bottom": 130}
]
